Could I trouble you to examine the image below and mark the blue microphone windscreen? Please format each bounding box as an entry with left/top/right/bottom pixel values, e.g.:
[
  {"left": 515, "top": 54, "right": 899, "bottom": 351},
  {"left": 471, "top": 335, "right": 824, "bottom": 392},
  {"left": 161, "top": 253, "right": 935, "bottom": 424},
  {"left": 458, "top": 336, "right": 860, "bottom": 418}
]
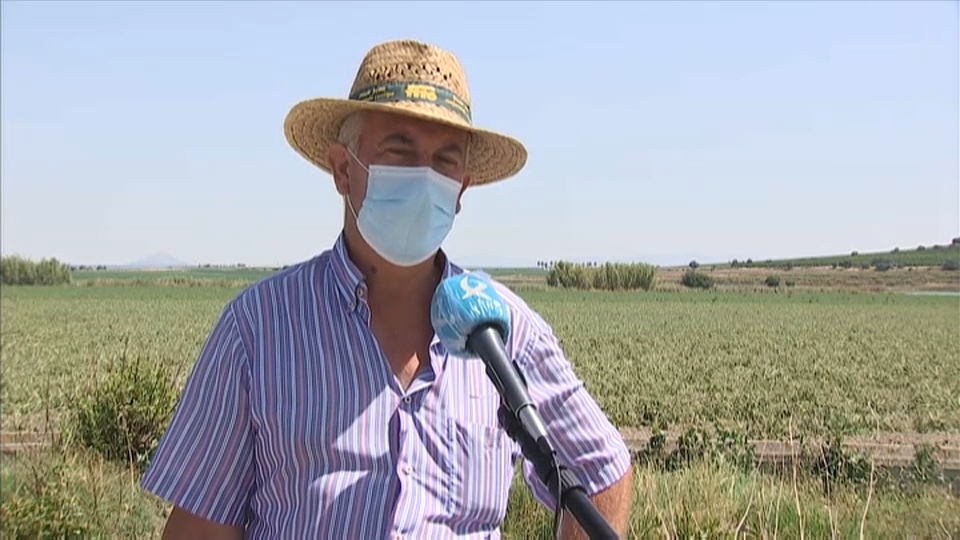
[{"left": 430, "top": 271, "right": 511, "bottom": 357}]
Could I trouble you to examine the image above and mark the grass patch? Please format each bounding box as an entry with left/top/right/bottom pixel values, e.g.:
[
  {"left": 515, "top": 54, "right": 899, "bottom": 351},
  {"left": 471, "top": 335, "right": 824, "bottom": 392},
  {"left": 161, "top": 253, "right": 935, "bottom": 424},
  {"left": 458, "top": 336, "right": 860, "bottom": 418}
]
[{"left": 502, "top": 458, "right": 959, "bottom": 539}]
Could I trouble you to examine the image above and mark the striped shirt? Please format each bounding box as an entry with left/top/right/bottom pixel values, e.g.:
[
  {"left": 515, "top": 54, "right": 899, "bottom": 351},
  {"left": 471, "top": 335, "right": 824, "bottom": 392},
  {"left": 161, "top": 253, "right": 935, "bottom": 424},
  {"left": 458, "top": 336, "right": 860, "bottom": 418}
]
[{"left": 140, "top": 233, "right": 631, "bottom": 539}]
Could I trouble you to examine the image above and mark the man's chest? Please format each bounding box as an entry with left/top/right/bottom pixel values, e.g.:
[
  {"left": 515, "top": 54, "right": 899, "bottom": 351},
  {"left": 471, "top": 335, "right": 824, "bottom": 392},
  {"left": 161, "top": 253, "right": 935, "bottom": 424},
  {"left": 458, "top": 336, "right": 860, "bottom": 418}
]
[{"left": 242, "top": 322, "right": 519, "bottom": 533}]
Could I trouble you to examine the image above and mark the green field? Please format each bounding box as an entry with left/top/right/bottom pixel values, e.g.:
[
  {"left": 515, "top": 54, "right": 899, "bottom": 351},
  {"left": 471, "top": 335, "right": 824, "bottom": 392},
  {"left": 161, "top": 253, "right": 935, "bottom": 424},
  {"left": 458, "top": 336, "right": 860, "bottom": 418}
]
[
  {"left": 2, "top": 283, "right": 959, "bottom": 538},
  {"left": 4, "top": 286, "right": 958, "bottom": 439},
  {"left": 709, "top": 243, "right": 960, "bottom": 269},
  {"left": 71, "top": 267, "right": 278, "bottom": 286}
]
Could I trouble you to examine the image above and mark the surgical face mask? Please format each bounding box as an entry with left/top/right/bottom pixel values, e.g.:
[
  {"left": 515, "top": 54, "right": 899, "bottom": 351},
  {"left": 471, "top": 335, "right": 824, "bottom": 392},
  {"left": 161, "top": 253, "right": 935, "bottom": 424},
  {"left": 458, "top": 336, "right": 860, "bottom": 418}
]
[{"left": 345, "top": 149, "right": 462, "bottom": 267}]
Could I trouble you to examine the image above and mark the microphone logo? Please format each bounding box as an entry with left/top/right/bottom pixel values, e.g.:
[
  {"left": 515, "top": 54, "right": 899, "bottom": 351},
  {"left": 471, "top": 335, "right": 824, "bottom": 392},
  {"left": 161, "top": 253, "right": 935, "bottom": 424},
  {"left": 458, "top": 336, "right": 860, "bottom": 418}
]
[{"left": 459, "top": 275, "right": 492, "bottom": 301}]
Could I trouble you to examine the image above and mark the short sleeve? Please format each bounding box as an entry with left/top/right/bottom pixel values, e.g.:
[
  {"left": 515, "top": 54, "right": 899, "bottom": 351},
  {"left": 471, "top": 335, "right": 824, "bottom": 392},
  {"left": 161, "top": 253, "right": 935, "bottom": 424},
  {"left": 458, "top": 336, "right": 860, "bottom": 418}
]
[
  {"left": 140, "top": 302, "right": 256, "bottom": 527},
  {"left": 514, "top": 321, "right": 632, "bottom": 511}
]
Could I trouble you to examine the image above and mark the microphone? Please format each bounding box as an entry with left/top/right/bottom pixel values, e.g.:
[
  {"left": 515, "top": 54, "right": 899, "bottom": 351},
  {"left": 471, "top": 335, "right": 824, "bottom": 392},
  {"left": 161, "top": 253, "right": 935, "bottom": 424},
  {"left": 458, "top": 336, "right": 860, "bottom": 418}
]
[
  {"left": 430, "top": 271, "right": 554, "bottom": 457},
  {"left": 430, "top": 271, "right": 621, "bottom": 540}
]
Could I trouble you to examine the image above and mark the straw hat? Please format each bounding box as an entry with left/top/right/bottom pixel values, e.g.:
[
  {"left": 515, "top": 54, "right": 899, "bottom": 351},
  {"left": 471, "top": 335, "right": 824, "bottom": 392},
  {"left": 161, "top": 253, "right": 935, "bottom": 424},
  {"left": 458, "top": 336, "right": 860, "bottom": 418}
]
[{"left": 283, "top": 39, "right": 528, "bottom": 187}]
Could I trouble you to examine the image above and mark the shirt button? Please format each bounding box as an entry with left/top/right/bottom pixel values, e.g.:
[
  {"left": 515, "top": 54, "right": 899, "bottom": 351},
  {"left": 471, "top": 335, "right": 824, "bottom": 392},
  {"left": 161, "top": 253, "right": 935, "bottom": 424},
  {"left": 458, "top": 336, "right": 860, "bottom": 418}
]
[
  {"left": 403, "top": 396, "right": 412, "bottom": 404},
  {"left": 355, "top": 286, "right": 365, "bottom": 299},
  {"left": 402, "top": 464, "right": 413, "bottom": 475},
  {"left": 394, "top": 535, "right": 404, "bottom": 540}
]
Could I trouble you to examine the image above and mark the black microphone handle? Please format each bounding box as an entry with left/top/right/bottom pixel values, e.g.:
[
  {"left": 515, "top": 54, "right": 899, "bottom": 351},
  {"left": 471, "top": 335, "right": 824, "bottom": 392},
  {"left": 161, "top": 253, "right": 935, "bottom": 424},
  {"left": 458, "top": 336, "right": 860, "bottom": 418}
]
[
  {"left": 466, "top": 325, "right": 554, "bottom": 455},
  {"left": 498, "top": 406, "right": 621, "bottom": 540},
  {"left": 466, "top": 325, "right": 621, "bottom": 540}
]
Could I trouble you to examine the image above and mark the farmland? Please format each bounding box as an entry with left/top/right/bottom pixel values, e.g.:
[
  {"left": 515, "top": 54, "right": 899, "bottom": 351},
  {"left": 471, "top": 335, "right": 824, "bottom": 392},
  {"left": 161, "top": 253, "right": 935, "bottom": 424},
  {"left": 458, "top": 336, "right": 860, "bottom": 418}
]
[
  {"left": 715, "top": 243, "right": 960, "bottom": 270},
  {"left": 2, "top": 273, "right": 959, "bottom": 537}
]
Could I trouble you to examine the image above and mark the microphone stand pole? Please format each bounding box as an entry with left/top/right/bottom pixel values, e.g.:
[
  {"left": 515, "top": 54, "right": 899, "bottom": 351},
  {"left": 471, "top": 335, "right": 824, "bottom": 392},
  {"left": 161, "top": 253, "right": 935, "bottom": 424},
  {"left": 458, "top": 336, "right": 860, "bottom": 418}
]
[{"left": 496, "top": 400, "right": 620, "bottom": 539}]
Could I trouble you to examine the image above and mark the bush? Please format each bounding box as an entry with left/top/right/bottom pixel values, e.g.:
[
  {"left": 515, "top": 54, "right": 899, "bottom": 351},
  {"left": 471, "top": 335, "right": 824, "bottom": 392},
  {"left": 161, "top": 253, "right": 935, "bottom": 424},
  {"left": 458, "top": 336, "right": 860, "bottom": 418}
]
[
  {"left": 764, "top": 275, "right": 781, "bottom": 288},
  {"left": 681, "top": 271, "right": 714, "bottom": 290},
  {"left": 785, "top": 280, "right": 796, "bottom": 287},
  {"left": 1, "top": 447, "right": 167, "bottom": 539},
  {"left": 64, "top": 347, "right": 181, "bottom": 472},
  {"left": 1, "top": 452, "right": 91, "bottom": 539},
  {"left": 547, "top": 260, "right": 656, "bottom": 291},
  {"left": 942, "top": 259, "right": 960, "bottom": 271},
  {"left": 1, "top": 255, "right": 72, "bottom": 285},
  {"left": 872, "top": 258, "right": 896, "bottom": 272}
]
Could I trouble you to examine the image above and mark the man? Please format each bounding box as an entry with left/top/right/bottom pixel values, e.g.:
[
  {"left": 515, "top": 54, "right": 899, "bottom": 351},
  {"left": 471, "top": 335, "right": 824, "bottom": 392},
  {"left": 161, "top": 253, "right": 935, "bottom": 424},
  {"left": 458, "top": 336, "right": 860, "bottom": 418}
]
[{"left": 141, "top": 39, "right": 633, "bottom": 539}]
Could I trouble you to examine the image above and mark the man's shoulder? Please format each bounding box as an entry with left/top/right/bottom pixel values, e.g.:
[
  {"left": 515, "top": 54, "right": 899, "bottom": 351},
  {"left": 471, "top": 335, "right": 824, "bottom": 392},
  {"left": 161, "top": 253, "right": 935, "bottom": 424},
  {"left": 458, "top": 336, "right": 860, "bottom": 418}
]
[{"left": 226, "top": 251, "right": 334, "bottom": 318}]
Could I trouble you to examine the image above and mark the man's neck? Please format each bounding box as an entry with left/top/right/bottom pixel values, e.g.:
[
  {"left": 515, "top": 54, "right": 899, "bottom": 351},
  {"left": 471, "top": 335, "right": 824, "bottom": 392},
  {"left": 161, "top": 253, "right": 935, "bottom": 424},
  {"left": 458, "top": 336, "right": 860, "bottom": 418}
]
[{"left": 342, "top": 229, "right": 445, "bottom": 306}]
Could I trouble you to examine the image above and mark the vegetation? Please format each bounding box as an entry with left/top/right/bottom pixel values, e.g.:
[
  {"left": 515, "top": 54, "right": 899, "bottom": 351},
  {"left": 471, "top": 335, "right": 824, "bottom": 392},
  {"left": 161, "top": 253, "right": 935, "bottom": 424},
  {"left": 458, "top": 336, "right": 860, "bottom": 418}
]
[
  {"left": 64, "top": 346, "right": 182, "bottom": 473},
  {"left": 546, "top": 260, "right": 657, "bottom": 291},
  {"left": 503, "top": 458, "right": 960, "bottom": 539},
  {"left": 5, "top": 287, "right": 958, "bottom": 440},
  {"left": 721, "top": 242, "right": 960, "bottom": 270},
  {"left": 1, "top": 255, "right": 72, "bottom": 286},
  {"left": 681, "top": 270, "right": 714, "bottom": 289},
  {"left": 2, "top": 256, "right": 958, "bottom": 537}
]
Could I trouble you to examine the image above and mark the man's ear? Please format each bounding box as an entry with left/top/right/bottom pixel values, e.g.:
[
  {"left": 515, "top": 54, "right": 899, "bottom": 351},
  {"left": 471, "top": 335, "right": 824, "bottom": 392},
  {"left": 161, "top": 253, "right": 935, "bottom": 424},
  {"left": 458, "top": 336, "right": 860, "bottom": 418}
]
[{"left": 328, "top": 143, "right": 351, "bottom": 196}]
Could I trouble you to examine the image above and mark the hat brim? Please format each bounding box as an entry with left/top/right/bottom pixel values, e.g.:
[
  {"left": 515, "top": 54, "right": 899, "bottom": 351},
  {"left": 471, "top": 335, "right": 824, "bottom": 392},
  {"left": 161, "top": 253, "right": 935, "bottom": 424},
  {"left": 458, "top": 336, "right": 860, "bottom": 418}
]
[{"left": 283, "top": 98, "right": 528, "bottom": 187}]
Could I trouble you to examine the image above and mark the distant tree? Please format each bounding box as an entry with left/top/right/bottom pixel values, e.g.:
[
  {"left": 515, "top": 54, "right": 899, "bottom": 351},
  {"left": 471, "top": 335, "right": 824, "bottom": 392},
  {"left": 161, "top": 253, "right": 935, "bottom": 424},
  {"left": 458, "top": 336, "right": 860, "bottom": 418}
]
[
  {"left": 681, "top": 271, "right": 714, "bottom": 290},
  {"left": 917, "top": 245, "right": 926, "bottom": 251},
  {"left": 892, "top": 247, "right": 900, "bottom": 253},
  {"left": 688, "top": 260, "right": 699, "bottom": 270},
  {"left": 764, "top": 275, "right": 781, "bottom": 287},
  {"left": 952, "top": 237, "right": 960, "bottom": 246},
  {"left": 546, "top": 260, "right": 657, "bottom": 291},
  {"left": 1, "top": 255, "right": 72, "bottom": 285},
  {"left": 872, "top": 258, "right": 895, "bottom": 272},
  {"left": 851, "top": 251, "right": 859, "bottom": 257}
]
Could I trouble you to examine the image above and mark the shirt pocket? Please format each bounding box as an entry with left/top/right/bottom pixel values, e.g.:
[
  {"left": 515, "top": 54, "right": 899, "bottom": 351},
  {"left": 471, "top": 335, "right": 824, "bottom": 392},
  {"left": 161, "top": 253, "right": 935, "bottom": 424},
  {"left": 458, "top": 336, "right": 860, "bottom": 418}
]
[{"left": 443, "top": 412, "right": 517, "bottom": 530}]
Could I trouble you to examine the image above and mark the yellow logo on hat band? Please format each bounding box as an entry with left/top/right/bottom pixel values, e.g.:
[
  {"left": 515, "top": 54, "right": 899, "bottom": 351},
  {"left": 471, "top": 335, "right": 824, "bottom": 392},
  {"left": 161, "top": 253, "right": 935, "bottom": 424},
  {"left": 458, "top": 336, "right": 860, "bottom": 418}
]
[{"left": 350, "top": 81, "right": 472, "bottom": 123}]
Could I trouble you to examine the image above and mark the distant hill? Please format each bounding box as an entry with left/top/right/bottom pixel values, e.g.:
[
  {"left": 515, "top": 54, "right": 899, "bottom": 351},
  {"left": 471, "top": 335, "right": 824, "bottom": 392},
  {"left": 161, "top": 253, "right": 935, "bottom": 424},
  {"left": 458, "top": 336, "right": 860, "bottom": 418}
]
[
  {"left": 709, "top": 241, "right": 960, "bottom": 270},
  {"left": 123, "top": 252, "right": 191, "bottom": 269}
]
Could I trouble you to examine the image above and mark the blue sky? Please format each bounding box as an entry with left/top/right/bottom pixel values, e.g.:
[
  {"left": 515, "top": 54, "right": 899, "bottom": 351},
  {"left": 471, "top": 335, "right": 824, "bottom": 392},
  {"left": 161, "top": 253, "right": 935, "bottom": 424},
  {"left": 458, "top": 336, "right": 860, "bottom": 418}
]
[{"left": 2, "top": 1, "right": 957, "bottom": 268}]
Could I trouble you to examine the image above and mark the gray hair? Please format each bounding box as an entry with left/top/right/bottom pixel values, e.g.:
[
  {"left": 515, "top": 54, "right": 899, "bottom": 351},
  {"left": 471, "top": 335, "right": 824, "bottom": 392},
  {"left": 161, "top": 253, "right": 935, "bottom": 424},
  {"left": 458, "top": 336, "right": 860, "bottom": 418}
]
[{"left": 336, "top": 111, "right": 366, "bottom": 154}]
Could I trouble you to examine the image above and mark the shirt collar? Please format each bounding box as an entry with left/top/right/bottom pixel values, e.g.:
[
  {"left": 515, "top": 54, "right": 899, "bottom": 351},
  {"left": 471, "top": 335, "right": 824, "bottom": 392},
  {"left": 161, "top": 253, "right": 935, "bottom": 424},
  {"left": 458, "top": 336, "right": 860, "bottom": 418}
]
[{"left": 328, "top": 232, "right": 467, "bottom": 387}]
